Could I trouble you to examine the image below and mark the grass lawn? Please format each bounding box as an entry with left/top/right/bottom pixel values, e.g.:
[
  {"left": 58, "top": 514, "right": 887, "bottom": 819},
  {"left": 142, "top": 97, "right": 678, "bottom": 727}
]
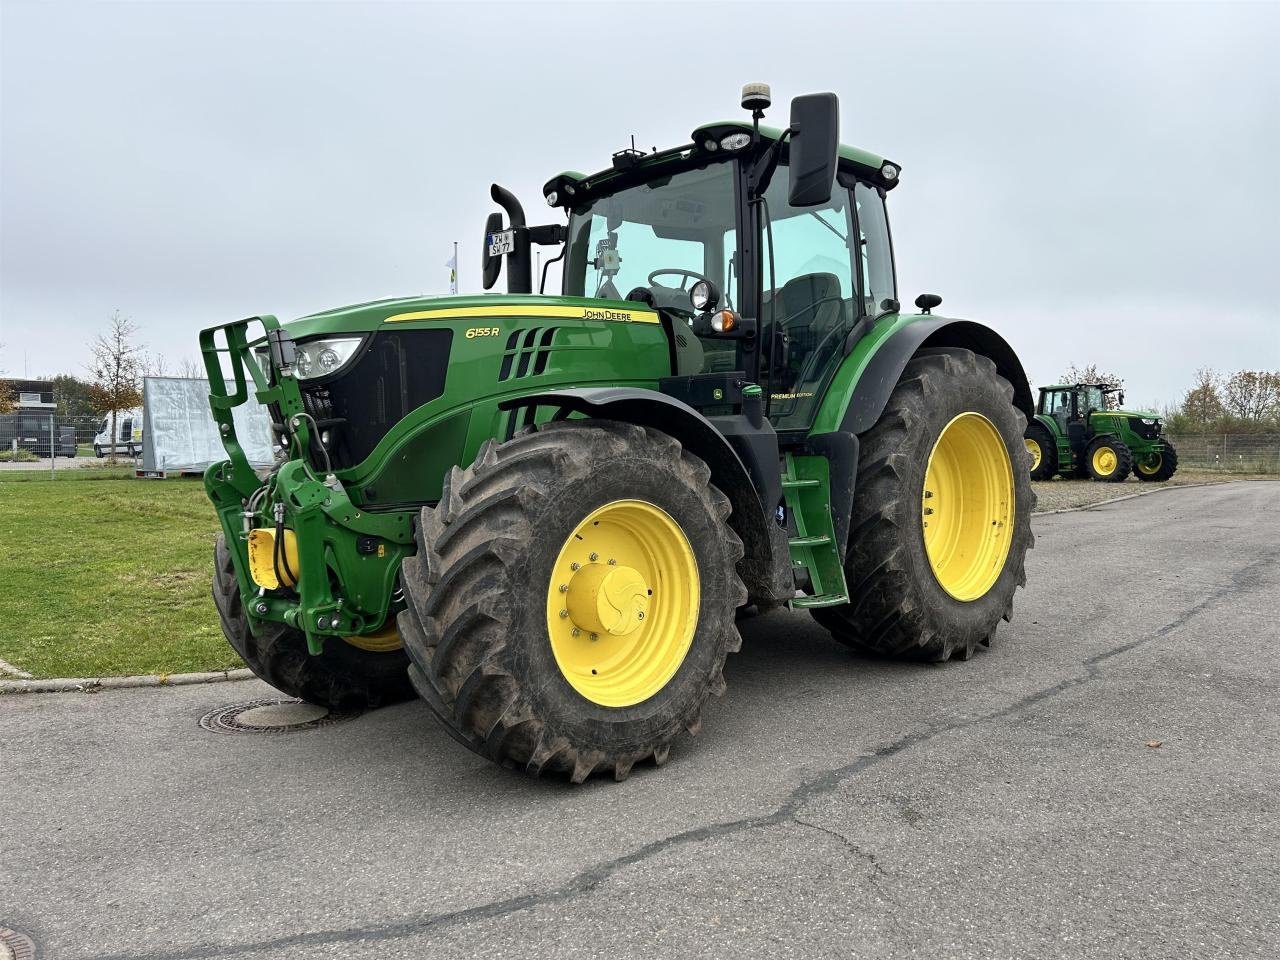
[{"left": 0, "top": 475, "right": 239, "bottom": 679}]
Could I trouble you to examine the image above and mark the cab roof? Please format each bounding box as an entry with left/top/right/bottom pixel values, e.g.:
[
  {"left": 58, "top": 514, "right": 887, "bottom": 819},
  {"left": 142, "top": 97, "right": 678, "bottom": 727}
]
[
  {"left": 543, "top": 119, "right": 898, "bottom": 209},
  {"left": 1041, "top": 383, "right": 1122, "bottom": 392}
]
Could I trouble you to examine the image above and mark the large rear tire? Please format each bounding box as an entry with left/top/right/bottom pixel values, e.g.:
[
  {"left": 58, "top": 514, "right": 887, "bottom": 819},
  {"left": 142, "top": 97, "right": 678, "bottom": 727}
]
[
  {"left": 812, "top": 347, "right": 1034, "bottom": 661},
  {"left": 212, "top": 535, "right": 415, "bottom": 709},
  {"left": 1135, "top": 441, "right": 1178, "bottom": 482},
  {"left": 1024, "top": 421, "right": 1057, "bottom": 481},
  {"left": 397, "top": 420, "right": 745, "bottom": 782}
]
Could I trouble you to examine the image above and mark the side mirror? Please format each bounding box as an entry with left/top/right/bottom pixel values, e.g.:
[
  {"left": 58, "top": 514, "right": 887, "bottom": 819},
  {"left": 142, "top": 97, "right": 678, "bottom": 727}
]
[
  {"left": 481, "top": 212, "right": 504, "bottom": 290},
  {"left": 788, "top": 92, "right": 839, "bottom": 207}
]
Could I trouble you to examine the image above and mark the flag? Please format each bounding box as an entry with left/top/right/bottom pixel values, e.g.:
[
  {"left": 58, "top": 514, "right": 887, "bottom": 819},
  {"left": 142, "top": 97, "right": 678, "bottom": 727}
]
[{"left": 445, "top": 251, "right": 458, "bottom": 295}]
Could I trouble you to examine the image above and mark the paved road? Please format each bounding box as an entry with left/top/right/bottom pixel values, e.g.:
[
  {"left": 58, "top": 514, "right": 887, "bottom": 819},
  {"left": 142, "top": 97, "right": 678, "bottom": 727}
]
[{"left": 3, "top": 483, "right": 1277, "bottom": 959}]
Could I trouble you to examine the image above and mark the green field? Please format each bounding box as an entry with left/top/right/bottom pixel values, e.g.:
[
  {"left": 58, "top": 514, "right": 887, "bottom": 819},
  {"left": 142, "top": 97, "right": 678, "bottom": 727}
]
[{"left": 0, "top": 475, "right": 239, "bottom": 679}]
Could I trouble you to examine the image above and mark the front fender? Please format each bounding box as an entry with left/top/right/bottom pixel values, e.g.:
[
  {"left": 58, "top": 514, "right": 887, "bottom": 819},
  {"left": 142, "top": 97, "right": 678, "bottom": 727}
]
[
  {"left": 810, "top": 315, "right": 1033, "bottom": 437},
  {"left": 500, "top": 387, "right": 784, "bottom": 602}
]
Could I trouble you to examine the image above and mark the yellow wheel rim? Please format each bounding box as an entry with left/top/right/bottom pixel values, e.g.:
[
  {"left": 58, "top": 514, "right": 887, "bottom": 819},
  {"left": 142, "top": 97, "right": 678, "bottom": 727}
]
[
  {"left": 1092, "top": 446, "right": 1118, "bottom": 476},
  {"left": 1024, "top": 438, "right": 1042, "bottom": 471},
  {"left": 1137, "top": 454, "right": 1162, "bottom": 475},
  {"left": 342, "top": 624, "right": 403, "bottom": 652},
  {"left": 546, "top": 499, "right": 699, "bottom": 708},
  {"left": 922, "top": 413, "right": 1015, "bottom": 602}
]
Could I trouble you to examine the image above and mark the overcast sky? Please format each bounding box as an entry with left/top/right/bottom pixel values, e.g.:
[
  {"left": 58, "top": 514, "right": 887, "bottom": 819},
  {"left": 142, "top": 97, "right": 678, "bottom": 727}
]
[{"left": 1, "top": 0, "right": 1276, "bottom": 407}]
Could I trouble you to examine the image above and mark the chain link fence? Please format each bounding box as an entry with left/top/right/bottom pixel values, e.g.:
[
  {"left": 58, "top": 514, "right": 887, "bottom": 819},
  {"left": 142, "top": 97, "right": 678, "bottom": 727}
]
[
  {"left": 1166, "top": 433, "right": 1280, "bottom": 474},
  {"left": 0, "top": 412, "right": 137, "bottom": 473}
]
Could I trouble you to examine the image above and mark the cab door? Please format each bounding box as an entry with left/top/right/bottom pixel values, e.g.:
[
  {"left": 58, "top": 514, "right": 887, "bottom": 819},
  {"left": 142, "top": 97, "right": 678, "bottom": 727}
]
[{"left": 760, "top": 175, "right": 894, "bottom": 433}]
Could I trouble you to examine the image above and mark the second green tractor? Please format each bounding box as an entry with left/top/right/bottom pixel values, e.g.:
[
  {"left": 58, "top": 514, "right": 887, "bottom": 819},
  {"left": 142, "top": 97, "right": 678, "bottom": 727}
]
[
  {"left": 1024, "top": 383, "right": 1178, "bottom": 483},
  {"left": 202, "top": 85, "right": 1036, "bottom": 782}
]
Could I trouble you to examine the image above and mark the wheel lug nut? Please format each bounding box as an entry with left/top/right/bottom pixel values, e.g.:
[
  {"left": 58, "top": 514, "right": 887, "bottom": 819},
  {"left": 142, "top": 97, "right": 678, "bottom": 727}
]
[
  {"left": 589, "top": 552, "right": 598, "bottom": 562},
  {"left": 559, "top": 584, "right": 569, "bottom": 593},
  {"left": 570, "top": 562, "right": 580, "bottom": 571},
  {"left": 607, "top": 558, "right": 616, "bottom": 565},
  {"left": 559, "top": 610, "right": 569, "bottom": 619},
  {"left": 571, "top": 628, "right": 580, "bottom": 637},
  {"left": 590, "top": 633, "right": 599, "bottom": 641}
]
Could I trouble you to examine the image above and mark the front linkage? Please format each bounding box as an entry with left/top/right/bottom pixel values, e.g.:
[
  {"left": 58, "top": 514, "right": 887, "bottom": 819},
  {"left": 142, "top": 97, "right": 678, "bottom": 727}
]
[{"left": 202, "top": 316, "right": 413, "bottom": 654}]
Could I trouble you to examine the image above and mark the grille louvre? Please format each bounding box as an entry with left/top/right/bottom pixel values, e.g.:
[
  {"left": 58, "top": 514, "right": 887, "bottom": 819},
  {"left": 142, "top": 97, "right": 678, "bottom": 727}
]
[{"left": 498, "top": 327, "right": 560, "bottom": 382}]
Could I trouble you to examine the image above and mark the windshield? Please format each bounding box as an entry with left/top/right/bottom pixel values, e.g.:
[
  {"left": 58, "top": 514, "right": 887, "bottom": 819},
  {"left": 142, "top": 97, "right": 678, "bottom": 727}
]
[{"left": 563, "top": 162, "right": 739, "bottom": 314}]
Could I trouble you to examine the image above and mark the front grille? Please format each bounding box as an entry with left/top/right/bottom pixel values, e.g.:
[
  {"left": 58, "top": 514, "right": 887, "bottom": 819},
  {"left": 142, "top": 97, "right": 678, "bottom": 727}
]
[
  {"left": 268, "top": 329, "right": 452, "bottom": 470},
  {"left": 1128, "top": 416, "right": 1161, "bottom": 440}
]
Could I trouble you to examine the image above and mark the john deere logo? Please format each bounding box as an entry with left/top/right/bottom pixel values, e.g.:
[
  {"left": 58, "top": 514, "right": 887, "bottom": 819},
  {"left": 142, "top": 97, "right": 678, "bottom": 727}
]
[
  {"left": 712, "top": 388, "right": 725, "bottom": 400},
  {"left": 583, "top": 309, "right": 636, "bottom": 322}
]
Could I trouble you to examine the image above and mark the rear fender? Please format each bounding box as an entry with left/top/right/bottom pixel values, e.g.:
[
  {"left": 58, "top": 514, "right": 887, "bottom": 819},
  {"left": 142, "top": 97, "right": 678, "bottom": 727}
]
[{"left": 824, "top": 316, "right": 1033, "bottom": 437}]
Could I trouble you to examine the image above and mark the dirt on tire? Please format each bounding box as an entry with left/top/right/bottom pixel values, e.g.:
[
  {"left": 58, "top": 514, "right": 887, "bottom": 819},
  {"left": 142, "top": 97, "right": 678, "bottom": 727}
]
[
  {"left": 812, "top": 347, "right": 1035, "bottom": 662},
  {"left": 397, "top": 419, "right": 746, "bottom": 782}
]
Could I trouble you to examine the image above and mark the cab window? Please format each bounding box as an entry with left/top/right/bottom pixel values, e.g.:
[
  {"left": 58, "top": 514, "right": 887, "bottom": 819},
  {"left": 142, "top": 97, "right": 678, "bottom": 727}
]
[
  {"left": 854, "top": 182, "right": 895, "bottom": 315},
  {"left": 563, "top": 162, "right": 740, "bottom": 375},
  {"left": 760, "top": 175, "right": 856, "bottom": 430}
]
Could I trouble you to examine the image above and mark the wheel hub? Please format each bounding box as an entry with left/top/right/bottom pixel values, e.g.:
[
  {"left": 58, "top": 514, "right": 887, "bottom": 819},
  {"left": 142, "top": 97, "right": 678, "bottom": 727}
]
[
  {"left": 1093, "top": 447, "right": 1117, "bottom": 474},
  {"left": 565, "top": 563, "right": 651, "bottom": 637}
]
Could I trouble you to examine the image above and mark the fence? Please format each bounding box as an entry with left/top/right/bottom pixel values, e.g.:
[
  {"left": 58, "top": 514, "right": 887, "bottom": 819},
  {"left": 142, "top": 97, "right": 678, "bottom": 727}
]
[
  {"left": 0, "top": 412, "right": 129, "bottom": 473},
  {"left": 1165, "top": 433, "right": 1280, "bottom": 474}
]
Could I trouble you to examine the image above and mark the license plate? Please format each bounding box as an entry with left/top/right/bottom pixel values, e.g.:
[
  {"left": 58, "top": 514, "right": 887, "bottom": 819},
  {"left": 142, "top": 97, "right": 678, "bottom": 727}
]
[{"left": 487, "top": 230, "right": 514, "bottom": 258}]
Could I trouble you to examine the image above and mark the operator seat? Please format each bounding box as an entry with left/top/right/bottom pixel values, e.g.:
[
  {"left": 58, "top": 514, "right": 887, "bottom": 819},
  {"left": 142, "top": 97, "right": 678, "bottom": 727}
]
[{"left": 766, "top": 272, "right": 845, "bottom": 390}]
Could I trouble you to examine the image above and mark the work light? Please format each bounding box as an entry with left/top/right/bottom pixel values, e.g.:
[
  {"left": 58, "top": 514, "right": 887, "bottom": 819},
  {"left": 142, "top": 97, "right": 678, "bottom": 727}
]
[
  {"left": 690, "top": 279, "right": 719, "bottom": 312},
  {"left": 719, "top": 132, "right": 751, "bottom": 151}
]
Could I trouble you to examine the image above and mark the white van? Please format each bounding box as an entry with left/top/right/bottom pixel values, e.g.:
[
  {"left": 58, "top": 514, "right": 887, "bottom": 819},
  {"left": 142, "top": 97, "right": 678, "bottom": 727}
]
[{"left": 93, "top": 408, "right": 144, "bottom": 458}]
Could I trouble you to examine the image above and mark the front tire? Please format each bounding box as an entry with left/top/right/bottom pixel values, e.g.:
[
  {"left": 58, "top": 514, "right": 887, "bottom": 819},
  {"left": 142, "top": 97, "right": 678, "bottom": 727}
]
[
  {"left": 212, "top": 535, "right": 414, "bottom": 709},
  {"left": 1085, "top": 436, "right": 1132, "bottom": 482},
  {"left": 1135, "top": 441, "right": 1178, "bottom": 482},
  {"left": 812, "top": 347, "right": 1034, "bottom": 661},
  {"left": 397, "top": 420, "right": 746, "bottom": 782}
]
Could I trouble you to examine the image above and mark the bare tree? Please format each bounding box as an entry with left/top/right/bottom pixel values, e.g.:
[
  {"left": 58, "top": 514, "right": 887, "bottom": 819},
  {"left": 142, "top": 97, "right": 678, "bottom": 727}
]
[
  {"left": 1221, "top": 370, "right": 1280, "bottom": 423},
  {"left": 177, "top": 355, "right": 206, "bottom": 379},
  {"left": 146, "top": 352, "right": 170, "bottom": 377},
  {"left": 87, "top": 311, "right": 144, "bottom": 460},
  {"left": 1060, "top": 363, "right": 1125, "bottom": 409},
  {"left": 1181, "top": 368, "right": 1224, "bottom": 426}
]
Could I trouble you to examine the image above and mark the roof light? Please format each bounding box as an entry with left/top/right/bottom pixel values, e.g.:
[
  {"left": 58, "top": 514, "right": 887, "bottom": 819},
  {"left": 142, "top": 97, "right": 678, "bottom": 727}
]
[
  {"left": 704, "top": 139, "right": 718, "bottom": 151},
  {"left": 880, "top": 162, "right": 900, "bottom": 182},
  {"left": 564, "top": 183, "right": 575, "bottom": 195},
  {"left": 719, "top": 132, "right": 751, "bottom": 151},
  {"left": 545, "top": 190, "right": 558, "bottom": 207},
  {"left": 690, "top": 279, "right": 719, "bottom": 312}
]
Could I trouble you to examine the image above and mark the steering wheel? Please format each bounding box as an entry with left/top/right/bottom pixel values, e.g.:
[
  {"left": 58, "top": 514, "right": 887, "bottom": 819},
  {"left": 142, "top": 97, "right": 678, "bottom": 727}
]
[{"left": 647, "top": 268, "right": 711, "bottom": 292}]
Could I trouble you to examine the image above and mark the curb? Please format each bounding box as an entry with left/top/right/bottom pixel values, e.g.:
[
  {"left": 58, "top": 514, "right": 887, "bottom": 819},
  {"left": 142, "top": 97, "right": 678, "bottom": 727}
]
[
  {"left": 1031, "top": 479, "right": 1242, "bottom": 517},
  {"left": 0, "top": 668, "right": 256, "bottom": 696}
]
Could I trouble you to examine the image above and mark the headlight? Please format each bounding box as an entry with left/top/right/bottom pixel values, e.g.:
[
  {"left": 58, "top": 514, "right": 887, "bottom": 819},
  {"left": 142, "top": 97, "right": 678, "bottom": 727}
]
[
  {"left": 690, "top": 279, "right": 719, "bottom": 312},
  {"left": 719, "top": 132, "right": 751, "bottom": 151},
  {"left": 294, "top": 337, "right": 362, "bottom": 380},
  {"left": 545, "top": 190, "right": 558, "bottom": 206},
  {"left": 880, "top": 162, "right": 900, "bottom": 182},
  {"left": 1141, "top": 418, "right": 1157, "bottom": 425}
]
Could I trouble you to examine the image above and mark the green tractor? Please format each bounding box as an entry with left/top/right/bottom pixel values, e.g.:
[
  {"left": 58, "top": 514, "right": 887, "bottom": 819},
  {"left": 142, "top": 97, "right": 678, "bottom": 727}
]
[
  {"left": 1024, "top": 382, "right": 1178, "bottom": 483},
  {"left": 202, "top": 85, "right": 1035, "bottom": 781}
]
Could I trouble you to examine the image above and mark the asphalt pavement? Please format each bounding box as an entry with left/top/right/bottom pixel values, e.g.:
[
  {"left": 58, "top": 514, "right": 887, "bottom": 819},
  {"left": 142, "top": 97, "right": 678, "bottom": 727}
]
[{"left": 2, "top": 482, "right": 1277, "bottom": 959}]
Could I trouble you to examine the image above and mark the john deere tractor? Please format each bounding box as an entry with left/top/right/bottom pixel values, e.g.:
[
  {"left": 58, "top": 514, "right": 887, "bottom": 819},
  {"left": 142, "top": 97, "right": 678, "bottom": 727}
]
[
  {"left": 1024, "top": 382, "right": 1177, "bottom": 483},
  {"left": 202, "top": 85, "right": 1035, "bottom": 782}
]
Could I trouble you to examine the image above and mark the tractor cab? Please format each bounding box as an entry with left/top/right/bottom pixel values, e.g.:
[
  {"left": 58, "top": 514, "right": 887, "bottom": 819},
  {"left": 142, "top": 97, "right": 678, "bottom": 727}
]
[{"left": 486, "top": 89, "right": 902, "bottom": 436}]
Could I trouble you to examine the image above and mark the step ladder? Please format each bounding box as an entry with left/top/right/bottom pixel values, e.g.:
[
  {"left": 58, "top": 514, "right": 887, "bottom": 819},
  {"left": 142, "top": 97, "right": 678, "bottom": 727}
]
[{"left": 781, "top": 453, "right": 849, "bottom": 609}]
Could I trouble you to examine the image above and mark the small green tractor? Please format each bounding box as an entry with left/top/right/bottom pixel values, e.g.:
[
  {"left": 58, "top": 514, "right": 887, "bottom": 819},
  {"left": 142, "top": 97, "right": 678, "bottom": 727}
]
[
  {"left": 202, "top": 85, "right": 1036, "bottom": 781},
  {"left": 1023, "top": 383, "right": 1177, "bottom": 482}
]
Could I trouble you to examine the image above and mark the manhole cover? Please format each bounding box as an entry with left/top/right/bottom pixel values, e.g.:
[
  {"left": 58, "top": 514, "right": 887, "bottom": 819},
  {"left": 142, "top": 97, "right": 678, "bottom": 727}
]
[
  {"left": 199, "top": 697, "right": 358, "bottom": 734},
  {"left": 0, "top": 926, "right": 36, "bottom": 960}
]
